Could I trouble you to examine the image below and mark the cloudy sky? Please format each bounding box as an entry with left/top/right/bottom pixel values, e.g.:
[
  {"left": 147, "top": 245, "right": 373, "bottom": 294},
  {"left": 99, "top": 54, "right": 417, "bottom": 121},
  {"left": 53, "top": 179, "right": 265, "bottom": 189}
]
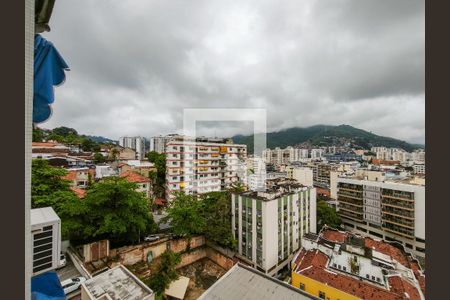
[{"left": 42, "top": 0, "right": 424, "bottom": 144}]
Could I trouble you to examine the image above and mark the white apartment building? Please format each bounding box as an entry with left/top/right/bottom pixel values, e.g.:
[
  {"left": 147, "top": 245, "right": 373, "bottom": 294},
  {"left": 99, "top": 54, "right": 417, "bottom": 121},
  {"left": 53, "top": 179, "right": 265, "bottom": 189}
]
[
  {"left": 310, "top": 148, "right": 324, "bottom": 160},
  {"left": 286, "top": 166, "right": 314, "bottom": 187},
  {"left": 262, "top": 147, "right": 310, "bottom": 166},
  {"left": 336, "top": 176, "right": 425, "bottom": 258},
  {"left": 231, "top": 178, "right": 317, "bottom": 276},
  {"left": 247, "top": 157, "right": 266, "bottom": 191},
  {"left": 165, "top": 138, "right": 247, "bottom": 200},
  {"left": 119, "top": 136, "right": 146, "bottom": 160},
  {"left": 149, "top": 134, "right": 182, "bottom": 154}
]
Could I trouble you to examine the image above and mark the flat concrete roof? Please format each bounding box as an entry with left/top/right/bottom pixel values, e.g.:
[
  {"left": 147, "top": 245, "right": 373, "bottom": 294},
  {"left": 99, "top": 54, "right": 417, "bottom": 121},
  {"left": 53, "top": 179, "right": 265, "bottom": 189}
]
[
  {"left": 83, "top": 265, "right": 153, "bottom": 300},
  {"left": 198, "top": 263, "right": 319, "bottom": 300}
]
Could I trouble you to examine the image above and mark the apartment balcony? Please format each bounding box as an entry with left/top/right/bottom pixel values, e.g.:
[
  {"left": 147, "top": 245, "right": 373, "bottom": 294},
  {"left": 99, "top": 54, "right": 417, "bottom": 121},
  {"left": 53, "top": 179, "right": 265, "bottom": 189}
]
[
  {"left": 382, "top": 209, "right": 415, "bottom": 220},
  {"left": 382, "top": 199, "right": 414, "bottom": 210},
  {"left": 382, "top": 216, "right": 414, "bottom": 229}
]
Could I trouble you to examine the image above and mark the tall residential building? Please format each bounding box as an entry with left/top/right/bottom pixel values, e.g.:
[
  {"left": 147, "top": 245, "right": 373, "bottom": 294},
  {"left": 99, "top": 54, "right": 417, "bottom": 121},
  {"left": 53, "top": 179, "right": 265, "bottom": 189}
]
[
  {"left": 262, "top": 147, "right": 309, "bottom": 166},
  {"left": 336, "top": 176, "right": 425, "bottom": 258},
  {"left": 310, "top": 148, "right": 324, "bottom": 159},
  {"left": 119, "top": 136, "right": 146, "bottom": 160},
  {"left": 247, "top": 157, "right": 266, "bottom": 191},
  {"left": 231, "top": 178, "right": 317, "bottom": 276},
  {"left": 286, "top": 166, "right": 314, "bottom": 187},
  {"left": 291, "top": 227, "right": 425, "bottom": 300},
  {"left": 165, "top": 137, "right": 247, "bottom": 200}
]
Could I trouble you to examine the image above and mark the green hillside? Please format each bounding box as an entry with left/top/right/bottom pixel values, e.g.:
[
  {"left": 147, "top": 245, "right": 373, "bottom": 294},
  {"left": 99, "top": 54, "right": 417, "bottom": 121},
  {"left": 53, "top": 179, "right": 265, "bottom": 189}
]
[{"left": 232, "top": 125, "right": 424, "bottom": 153}]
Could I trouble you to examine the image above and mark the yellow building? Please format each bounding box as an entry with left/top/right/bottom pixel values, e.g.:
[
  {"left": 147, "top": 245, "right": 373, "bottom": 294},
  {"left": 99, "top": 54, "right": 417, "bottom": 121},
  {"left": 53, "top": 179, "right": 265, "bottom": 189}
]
[{"left": 290, "top": 227, "right": 425, "bottom": 300}]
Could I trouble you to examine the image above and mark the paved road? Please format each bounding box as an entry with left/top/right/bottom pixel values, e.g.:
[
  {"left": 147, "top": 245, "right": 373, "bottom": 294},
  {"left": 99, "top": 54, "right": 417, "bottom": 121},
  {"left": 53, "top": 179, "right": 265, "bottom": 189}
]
[
  {"left": 56, "top": 254, "right": 81, "bottom": 282},
  {"left": 56, "top": 254, "right": 83, "bottom": 299}
]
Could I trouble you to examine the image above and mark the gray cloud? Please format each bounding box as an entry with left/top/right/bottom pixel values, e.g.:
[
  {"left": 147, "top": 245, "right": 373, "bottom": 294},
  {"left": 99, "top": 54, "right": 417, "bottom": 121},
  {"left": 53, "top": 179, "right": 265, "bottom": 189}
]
[{"left": 42, "top": 0, "right": 424, "bottom": 144}]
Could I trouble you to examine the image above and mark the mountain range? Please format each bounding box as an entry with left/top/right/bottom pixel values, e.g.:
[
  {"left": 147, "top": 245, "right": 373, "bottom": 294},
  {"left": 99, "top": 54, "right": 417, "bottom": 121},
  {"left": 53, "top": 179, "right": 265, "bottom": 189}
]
[{"left": 232, "top": 125, "right": 424, "bottom": 153}]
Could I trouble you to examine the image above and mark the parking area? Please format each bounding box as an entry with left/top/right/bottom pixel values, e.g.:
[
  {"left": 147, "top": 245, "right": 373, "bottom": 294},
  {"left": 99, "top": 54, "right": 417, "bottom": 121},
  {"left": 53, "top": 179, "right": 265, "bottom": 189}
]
[{"left": 56, "top": 254, "right": 83, "bottom": 299}]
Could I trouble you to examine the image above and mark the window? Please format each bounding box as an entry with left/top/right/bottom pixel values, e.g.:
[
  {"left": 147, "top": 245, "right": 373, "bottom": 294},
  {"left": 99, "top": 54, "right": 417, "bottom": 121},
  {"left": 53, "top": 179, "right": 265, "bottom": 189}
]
[
  {"left": 319, "top": 291, "right": 326, "bottom": 299},
  {"left": 300, "top": 283, "right": 305, "bottom": 290},
  {"left": 372, "top": 276, "right": 375, "bottom": 281},
  {"left": 343, "top": 266, "right": 346, "bottom": 271},
  {"left": 376, "top": 277, "right": 381, "bottom": 282},
  {"left": 366, "top": 274, "right": 370, "bottom": 279}
]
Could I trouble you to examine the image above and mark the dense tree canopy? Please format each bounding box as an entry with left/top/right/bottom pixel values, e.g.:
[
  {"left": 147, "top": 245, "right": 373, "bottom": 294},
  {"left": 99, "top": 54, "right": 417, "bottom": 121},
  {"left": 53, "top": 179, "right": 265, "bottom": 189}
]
[
  {"left": 147, "top": 151, "right": 166, "bottom": 198},
  {"left": 162, "top": 192, "right": 206, "bottom": 239},
  {"left": 31, "top": 159, "right": 78, "bottom": 210},
  {"left": 316, "top": 200, "right": 342, "bottom": 231},
  {"left": 163, "top": 191, "right": 236, "bottom": 248},
  {"left": 64, "top": 177, "right": 157, "bottom": 246},
  {"left": 201, "top": 192, "right": 236, "bottom": 248}
]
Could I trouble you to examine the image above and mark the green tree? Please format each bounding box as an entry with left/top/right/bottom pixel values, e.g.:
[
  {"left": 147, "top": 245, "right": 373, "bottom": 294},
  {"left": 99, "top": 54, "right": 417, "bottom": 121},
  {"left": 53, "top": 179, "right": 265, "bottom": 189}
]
[
  {"left": 162, "top": 192, "right": 206, "bottom": 239},
  {"left": 316, "top": 200, "right": 342, "bottom": 231},
  {"left": 52, "top": 126, "right": 78, "bottom": 137},
  {"left": 32, "top": 159, "right": 76, "bottom": 208},
  {"left": 201, "top": 192, "right": 236, "bottom": 248},
  {"left": 146, "top": 250, "right": 181, "bottom": 295},
  {"left": 65, "top": 177, "right": 156, "bottom": 246},
  {"left": 33, "top": 125, "right": 44, "bottom": 142},
  {"left": 147, "top": 151, "right": 166, "bottom": 198},
  {"left": 93, "top": 152, "right": 106, "bottom": 164}
]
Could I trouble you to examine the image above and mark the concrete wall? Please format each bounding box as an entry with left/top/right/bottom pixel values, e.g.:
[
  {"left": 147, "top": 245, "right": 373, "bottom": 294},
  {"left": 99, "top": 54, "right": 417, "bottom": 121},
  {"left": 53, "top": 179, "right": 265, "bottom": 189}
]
[{"left": 110, "top": 236, "right": 206, "bottom": 266}]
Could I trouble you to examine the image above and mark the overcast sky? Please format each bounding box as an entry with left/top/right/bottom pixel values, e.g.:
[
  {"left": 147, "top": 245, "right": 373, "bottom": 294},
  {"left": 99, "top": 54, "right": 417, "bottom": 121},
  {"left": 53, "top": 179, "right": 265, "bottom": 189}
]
[{"left": 42, "top": 0, "right": 424, "bottom": 144}]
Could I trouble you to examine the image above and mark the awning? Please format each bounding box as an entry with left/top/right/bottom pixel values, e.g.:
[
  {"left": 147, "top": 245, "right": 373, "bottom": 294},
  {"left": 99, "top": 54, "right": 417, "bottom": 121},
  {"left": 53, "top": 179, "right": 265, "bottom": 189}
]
[
  {"left": 31, "top": 271, "right": 65, "bottom": 300},
  {"left": 33, "top": 34, "right": 69, "bottom": 124}
]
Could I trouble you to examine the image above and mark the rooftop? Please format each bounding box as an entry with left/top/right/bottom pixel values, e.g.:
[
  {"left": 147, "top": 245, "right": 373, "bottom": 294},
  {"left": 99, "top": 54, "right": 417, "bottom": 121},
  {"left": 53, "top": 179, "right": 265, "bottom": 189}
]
[
  {"left": 199, "top": 263, "right": 318, "bottom": 300},
  {"left": 70, "top": 186, "right": 86, "bottom": 198},
  {"left": 237, "top": 178, "right": 310, "bottom": 201},
  {"left": 83, "top": 265, "right": 153, "bottom": 300},
  {"left": 293, "top": 227, "right": 425, "bottom": 300},
  {"left": 119, "top": 171, "right": 151, "bottom": 183}
]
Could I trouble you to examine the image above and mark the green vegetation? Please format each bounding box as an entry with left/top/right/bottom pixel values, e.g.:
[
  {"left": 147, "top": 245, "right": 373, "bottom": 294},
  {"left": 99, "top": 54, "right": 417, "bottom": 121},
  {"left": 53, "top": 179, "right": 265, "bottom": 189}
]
[
  {"left": 32, "top": 125, "right": 116, "bottom": 151},
  {"left": 93, "top": 152, "right": 106, "bottom": 163},
  {"left": 202, "top": 192, "right": 236, "bottom": 248},
  {"left": 316, "top": 200, "right": 342, "bottom": 231},
  {"left": 163, "top": 191, "right": 237, "bottom": 249},
  {"left": 232, "top": 124, "right": 423, "bottom": 153},
  {"left": 162, "top": 192, "right": 206, "bottom": 239},
  {"left": 31, "top": 159, "right": 79, "bottom": 211},
  {"left": 145, "top": 250, "right": 181, "bottom": 296},
  {"left": 32, "top": 159, "right": 156, "bottom": 245},
  {"left": 63, "top": 177, "right": 157, "bottom": 246},
  {"left": 146, "top": 151, "right": 166, "bottom": 198}
]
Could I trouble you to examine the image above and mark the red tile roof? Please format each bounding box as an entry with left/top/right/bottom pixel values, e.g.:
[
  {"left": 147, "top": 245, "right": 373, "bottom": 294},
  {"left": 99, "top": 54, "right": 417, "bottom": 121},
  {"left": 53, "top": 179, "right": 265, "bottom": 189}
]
[
  {"left": 364, "top": 238, "right": 409, "bottom": 268},
  {"left": 154, "top": 198, "right": 167, "bottom": 206},
  {"left": 294, "top": 249, "right": 421, "bottom": 300},
  {"left": 32, "top": 142, "right": 59, "bottom": 147},
  {"left": 321, "top": 229, "right": 348, "bottom": 244},
  {"left": 70, "top": 187, "right": 86, "bottom": 198},
  {"left": 119, "top": 171, "right": 150, "bottom": 183}
]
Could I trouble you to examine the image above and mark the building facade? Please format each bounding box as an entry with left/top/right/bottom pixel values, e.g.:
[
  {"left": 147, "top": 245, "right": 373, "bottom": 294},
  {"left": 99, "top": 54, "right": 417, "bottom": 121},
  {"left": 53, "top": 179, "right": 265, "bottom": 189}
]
[
  {"left": 291, "top": 227, "right": 425, "bottom": 300},
  {"left": 336, "top": 177, "right": 425, "bottom": 258},
  {"left": 119, "top": 136, "right": 146, "bottom": 160},
  {"left": 231, "top": 179, "right": 317, "bottom": 276},
  {"left": 165, "top": 138, "right": 247, "bottom": 200}
]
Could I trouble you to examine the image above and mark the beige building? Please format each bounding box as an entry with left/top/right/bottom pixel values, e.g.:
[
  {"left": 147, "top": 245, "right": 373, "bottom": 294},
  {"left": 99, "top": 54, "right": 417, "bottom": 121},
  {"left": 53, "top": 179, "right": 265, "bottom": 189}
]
[
  {"left": 286, "top": 166, "right": 314, "bottom": 187},
  {"left": 337, "top": 176, "right": 425, "bottom": 258}
]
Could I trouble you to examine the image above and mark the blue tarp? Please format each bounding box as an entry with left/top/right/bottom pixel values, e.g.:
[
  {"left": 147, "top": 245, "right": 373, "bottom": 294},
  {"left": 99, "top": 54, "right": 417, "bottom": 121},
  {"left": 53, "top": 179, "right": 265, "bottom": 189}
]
[
  {"left": 33, "top": 34, "right": 69, "bottom": 124},
  {"left": 31, "top": 271, "right": 66, "bottom": 300}
]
